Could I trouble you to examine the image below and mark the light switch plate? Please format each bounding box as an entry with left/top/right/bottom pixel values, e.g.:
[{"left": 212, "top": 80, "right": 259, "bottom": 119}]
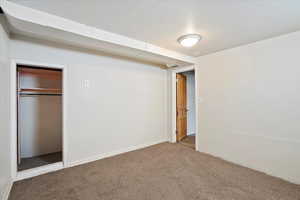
[{"left": 83, "top": 80, "right": 90, "bottom": 88}]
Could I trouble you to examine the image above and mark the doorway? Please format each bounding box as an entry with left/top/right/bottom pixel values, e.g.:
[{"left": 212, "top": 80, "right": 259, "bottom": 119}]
[
  {"left": 17, "top": 65, "right": 63, "bottom": 171},
  {"left": 176, "top": 70, "right": 196, "bottom": 149},
  {"left": 11, "top": 60, "right": 66, "bottom": 181}
]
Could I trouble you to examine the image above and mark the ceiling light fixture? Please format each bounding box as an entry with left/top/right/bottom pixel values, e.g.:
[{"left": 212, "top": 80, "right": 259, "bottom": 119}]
[{"left": 177, "top": 34, "right": 202, "bottom": 47}]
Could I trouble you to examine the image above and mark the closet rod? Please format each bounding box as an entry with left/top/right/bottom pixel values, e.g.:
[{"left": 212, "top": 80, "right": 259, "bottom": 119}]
[{"left": 19, "top": 93, "right": 62, "bottom": 96}]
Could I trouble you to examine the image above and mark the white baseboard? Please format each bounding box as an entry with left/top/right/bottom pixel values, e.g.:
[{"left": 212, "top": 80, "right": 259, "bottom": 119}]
[
  {"left": 68, "top": 139, "right": 167, "bottom": 168},
  {"left": 12, "top": 139, "right": 167, "bottom": 182},
  {"left": 197, "top": 132, "right": 300, "bottom": 184},
  {"left": 15, "top": 162, "right": 64, "bottom": 181},
  {"left": 1, "top": 179, "right": 13, "bottom": 200}
]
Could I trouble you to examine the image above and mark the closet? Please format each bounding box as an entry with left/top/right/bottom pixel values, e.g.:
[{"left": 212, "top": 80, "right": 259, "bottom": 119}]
[{"left": 17, "top": 65, "right": 63, "bottom": 171}]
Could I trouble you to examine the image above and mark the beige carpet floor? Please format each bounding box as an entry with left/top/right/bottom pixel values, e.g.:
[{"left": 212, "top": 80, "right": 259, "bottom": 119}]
[{"left": 9, "top": 142, "right": 300, "bottom": 200}]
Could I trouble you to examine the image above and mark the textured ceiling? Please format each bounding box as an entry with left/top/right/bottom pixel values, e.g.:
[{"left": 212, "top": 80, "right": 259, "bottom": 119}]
[{"left": 9, "top": 0, "right": 300, "bottom": 57}]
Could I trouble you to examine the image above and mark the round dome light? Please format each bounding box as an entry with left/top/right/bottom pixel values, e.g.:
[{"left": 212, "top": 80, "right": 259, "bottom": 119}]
[{"left": 177, "top": 34, "right": 202, "bottom": 47}]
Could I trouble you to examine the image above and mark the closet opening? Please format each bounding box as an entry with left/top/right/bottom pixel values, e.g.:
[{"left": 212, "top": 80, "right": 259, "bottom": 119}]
[{"left": 16, "top": 65, "right": 63, "bottom": 172}]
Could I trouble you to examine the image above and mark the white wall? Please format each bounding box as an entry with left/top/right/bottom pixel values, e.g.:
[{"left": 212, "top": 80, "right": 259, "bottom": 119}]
[
  {"left": 0, "top": 17, "right": 11, "bottom": 199},
  {"left": 196, "top": 31, "right": 300, "bottom": 184},
  {"left": 182, "top": 71, "right": 196, "bottom": 135},
  {"left": 10, "top": 35, "right": 168, "bottom": 165},
  {"left": 19, "top": 73, "right": 62, "bottom": 158},
  {"left": 20, "top": 96, "right": 62, "bottom": 158}
]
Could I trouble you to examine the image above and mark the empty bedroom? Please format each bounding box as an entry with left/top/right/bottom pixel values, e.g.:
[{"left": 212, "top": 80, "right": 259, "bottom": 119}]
[{"left": 0, "top": 0, "right": 299, "bottom": 199}]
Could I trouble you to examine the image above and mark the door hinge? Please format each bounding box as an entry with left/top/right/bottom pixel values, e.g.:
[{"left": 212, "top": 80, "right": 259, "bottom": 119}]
[{"left": 175, "top": 130, "right": 178, "bottom": 135}]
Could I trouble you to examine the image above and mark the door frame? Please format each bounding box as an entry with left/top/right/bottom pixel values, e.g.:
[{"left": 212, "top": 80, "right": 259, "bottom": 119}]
[
  {"left": 170, "top": 65, "right": 199, "bottom": 151},
  {"left": 10, "top": 59, "right": 68, "bottom": 181}
]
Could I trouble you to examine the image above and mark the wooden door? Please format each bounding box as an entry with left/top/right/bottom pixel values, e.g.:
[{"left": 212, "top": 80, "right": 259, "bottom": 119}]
[{"left": 176, "top": 74, "right": 187, "bottom": 141}]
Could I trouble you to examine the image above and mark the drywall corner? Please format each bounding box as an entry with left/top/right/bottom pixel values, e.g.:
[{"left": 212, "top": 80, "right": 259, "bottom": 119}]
[
  {"left": 195, "top": 30, "right": 300, "bottom": 184},
  {"left": 0, "top": 180, "right": 12, "bottom": 200},
  {"left": 0, "top": 15, "right": 12, "bottom": 200}
]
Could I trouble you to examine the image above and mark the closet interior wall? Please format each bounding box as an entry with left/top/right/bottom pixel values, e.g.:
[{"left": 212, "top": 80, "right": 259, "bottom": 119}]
[{"left": 17, "top": 66, "right": 63, "bottom": 171}]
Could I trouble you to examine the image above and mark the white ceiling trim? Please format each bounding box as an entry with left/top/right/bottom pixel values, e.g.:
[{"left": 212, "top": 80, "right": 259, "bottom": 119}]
[{"left": 1, "top": 1, "right": 196, "bottom": 66}]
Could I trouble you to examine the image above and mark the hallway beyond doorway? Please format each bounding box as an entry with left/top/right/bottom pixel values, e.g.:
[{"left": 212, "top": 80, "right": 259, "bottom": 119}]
[
  {"left": 176, "top": 70, "right": 196, "bottom": 149},
  {"left": 179, "top": 134, "right": 195, "bottom": 149}
]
